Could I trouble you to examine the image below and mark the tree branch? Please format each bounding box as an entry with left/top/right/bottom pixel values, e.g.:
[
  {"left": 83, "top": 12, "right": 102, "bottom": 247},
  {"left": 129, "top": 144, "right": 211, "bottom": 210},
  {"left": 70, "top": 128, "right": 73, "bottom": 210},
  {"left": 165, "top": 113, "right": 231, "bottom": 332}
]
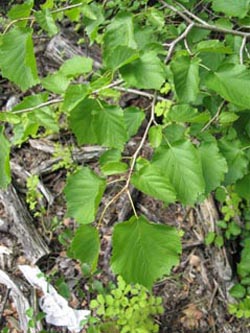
[
  {"left": 160, "top": 0, "right": 250, "bottom": 38},
  {"left": 164, "top": 23, "right": 194, "bottom": 64}
]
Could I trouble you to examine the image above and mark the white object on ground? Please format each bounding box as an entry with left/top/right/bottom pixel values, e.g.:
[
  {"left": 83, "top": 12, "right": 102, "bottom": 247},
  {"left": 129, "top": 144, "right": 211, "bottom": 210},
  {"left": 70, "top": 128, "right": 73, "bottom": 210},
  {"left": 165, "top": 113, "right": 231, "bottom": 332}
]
[{"left": 19, "top": 265, "right": 90, "bottom": 332}]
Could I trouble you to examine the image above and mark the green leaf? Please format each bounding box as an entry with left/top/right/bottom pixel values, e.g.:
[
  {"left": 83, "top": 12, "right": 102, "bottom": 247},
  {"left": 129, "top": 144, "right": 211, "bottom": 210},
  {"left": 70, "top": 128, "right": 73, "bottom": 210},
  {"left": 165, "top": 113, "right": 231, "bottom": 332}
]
[
  {"left": 99, "top": 149, "right": 127, "bottom": 175},
  {"left": 81, "top": 4, "right": 97, "bottom": 20},
  {"left": 196, "top": 40, "right": 232, "bottom": 54},
  {"left": 146, "top": 7, "right": 165, "bottom": 29},
  {"left": 0, "top": 27, "right": 39, "bottom": 91},
  {"left": 219, "top": 112, "right": 239, "bottom": 124},
  {"left": 148, "top": 126, "right": 162, "bottom": 148},
  {"left": 171, "top": 56, "right": 200, "bottom": 103},
  {"left": 120, "top": 52, "right": 166, "bottom": 90},
  {"left": 12, "top": 93, "right": 59, "bottom": 133},
  {"left": 101, "top": 161, "right": 128, "bottom": 176},
  {"left": 104, "top": 46, "right": 139, "bottom": 70},
  {"left": 238, "top": 240, "right": 250, "bottom": 277},
  {"left": 69, "top": 99, "right": 97, "bottom": 145},
  {"left": 41, "top": 72, "right": 70, "bottom": 94},
  {"left": 205, "top": 231, "right": 215, "bottom": 245},
  {"left": 93, "top": 105, "right": 128, "bottom": 150},
  {"left": 41, "top": 0, "right": 54, "bottom": 9},
  {"left": 83, "top": 3, "right": 104, "bottom": 42},
  {"left": 64, "top": 167, "right": 106, "bottom": 224},
  {"left": 104, "top": 12, "right": 137, "bottom": 50},
  {"left": 69, "top": 99, "right": 128, "bottom": 149},
  {"left": 0, "top": 127, "right": 11, "bottom": 188},
  {"left": 152, "top": 141, "right": 205, "bottom": 204},
  {"left": 167, "top": 104, "right": 209, "bottom": 123},
  {"left": 111, "top": 215, "right": 181, "bottom": 289},
  {"left": 8, "top": 0, "right": 34, "bottom": 27},
  {"left": 199, "top": 141, "right": 228, "bottom": 194},
  {"left": 206, "top": 64, "right": 250, "bottom": 109},
  {"left": 59, "top": 56, "right": 93, "bottom": 77},
  {"left": 35, "top": 9, "right": 58, "bottom": 36},
  {"left": 70, "top": 225, "right": 100, "bottom": 270},
  {"left": 100, "top": 149, "right": 121, "bottom": 165},
  {"left": 62, "top": 84, "right": 89, "bottom": 112},
  {"left": 212, "top": 0, "right": 250, "bottom": 18},
  {"left": 131, "top": 164, "right": 176, "bottom": 204},
  {"left": 230, "top": 284, "right": 246, "bottom": 299},
  {"left": 219, "top": 138, "right": 249, "bottom": 184},
  {"left": 123, "top": 107, "right": 145, "bottom": 137},
  {"left": 235, "top": 173, "right": 250, "bottom": 200}
]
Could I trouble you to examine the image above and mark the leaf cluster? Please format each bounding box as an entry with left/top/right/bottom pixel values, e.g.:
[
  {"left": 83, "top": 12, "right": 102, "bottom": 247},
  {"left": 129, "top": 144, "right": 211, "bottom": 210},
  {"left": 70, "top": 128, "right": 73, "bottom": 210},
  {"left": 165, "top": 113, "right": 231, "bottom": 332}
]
[
  {"left": 1, "top": 0, "right": 250, "bottom": 322},
  {"left": 88, "top": 276, "right": 163, "bottom": 333}
]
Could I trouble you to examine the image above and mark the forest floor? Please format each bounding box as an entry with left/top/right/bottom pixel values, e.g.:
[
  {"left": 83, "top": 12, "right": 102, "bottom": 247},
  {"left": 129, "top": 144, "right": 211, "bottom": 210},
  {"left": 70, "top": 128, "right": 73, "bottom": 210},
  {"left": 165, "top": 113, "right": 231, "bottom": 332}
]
[{"left": 0, "top": 26, "right": 250, "bottom": 333}]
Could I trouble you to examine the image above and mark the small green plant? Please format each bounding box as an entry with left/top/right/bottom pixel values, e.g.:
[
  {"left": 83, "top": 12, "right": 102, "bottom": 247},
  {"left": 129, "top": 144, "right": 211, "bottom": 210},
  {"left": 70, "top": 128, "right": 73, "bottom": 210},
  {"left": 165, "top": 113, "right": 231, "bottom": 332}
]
[
  {"left": 26, "top": 174, "right": 44, "bottom": 217},
  {"left": 206, "top": 187, "right": 243, "bottom": 247},
  {"left": 88, "top": 276, "right": 163, "bottom": 333},
  {"left": 26, "top": 307, "right": 45, "bottom": 333},
  {"left": 52, "top": 143, "right": 75, "bottom": 172}
]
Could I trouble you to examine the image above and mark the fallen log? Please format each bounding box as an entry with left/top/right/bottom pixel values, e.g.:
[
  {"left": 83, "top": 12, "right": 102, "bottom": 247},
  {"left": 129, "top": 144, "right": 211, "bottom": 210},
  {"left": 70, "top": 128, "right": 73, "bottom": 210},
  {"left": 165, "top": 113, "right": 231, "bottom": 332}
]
[{"left": 0, "top": 184, "right": 49, "bottom": 263}]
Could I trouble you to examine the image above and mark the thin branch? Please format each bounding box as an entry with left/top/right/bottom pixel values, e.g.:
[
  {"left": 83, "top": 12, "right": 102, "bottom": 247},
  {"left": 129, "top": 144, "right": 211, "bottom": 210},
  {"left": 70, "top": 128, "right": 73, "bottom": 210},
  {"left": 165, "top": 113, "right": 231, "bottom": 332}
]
[
  {"left": 3, "top": 3, "right": 85, "bottom": 34},
  {"left": 164, "top": 23, "right": 194, "bottom": 63},
  {"left": 240, "top": 36, "right": 247, "bottom": 65},
  {"left": 126, "top": 189, "right": 138, "bottom": 218},
  {"left": 11, "top": 98, "right": 63, "bottom": 114},
  {"left": 97, "top": 187, "right": 127, "bottom": 227},
  {"left": 160, "top": 0, "right": 250, "bottom": 38},
  {"left": 7, "top": 80, "right": 124, "bottom": 115},
  {"left": 115, "top": 86, "right": 171, "bottom": 102},
  {"left": 93, "top": 79, "right": 124, "bottom": 94},
  {"left": 175, "top": 1, "right": 210, "bottom": 26},
  {"left": 3, "top": 17, "right": 34, "bottom": 34},
  {"left": 51, "top": 3, "right": 84, "bottom": 14},
  {"left": 184, "top": 38, "right": 192, "bottom": 55},
  {"left": 126, "top": 93, "right": 157, "bottom": 183},
  {"left": 201, "top": 101, "right": 225, "bottom": 132}
]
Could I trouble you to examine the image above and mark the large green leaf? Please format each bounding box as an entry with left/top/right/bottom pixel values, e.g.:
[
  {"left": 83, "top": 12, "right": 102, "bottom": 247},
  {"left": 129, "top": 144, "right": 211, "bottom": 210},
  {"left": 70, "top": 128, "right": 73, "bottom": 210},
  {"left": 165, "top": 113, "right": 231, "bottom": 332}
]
[
  {"left": 0, "top": 27, "right": 39, "bottom": 91},
  {"left": 152, "top": 141, "right": 205, "bottom": 204},
  {"left": 111, "top": 215, "right": 181, "bottom": 289},
  {"left": 104, "top": 45, "right": 139, "bottom": 70},
  {"left": 212, "top": 0, "right": 250, "bottom": 18},
  {"left": 206, "top": 64, "right": 250, "bottom": 109},
  {"left": 199, "top": 142, "right": 228, "bottom": 194},
  {"left": 0, "top": 127, "right": 11, "bottom": 189},
  {"left": 41, "top": 72, "right": 70, "bottom": 94},
  {"left": 131, "top": 164, "right": 176, "bottom": 204},
  {"left": 120, "top": 52, "right": 166, "bottom": 90},
  {"left": 64, "top": 167, "right": 106, "bottom": 224},
  {"left": 59, "top": 55, "right": 93, "bottom": 77},
  {"left": 167, "top": 104, "right": 209, "bottom": 123},
  {"left": 69, "top": 99, "right": 97, "bottom": 145},
  {"left": 70, "top": 225, "right": 100, "bottom": 270},
  {"left": 103, "top": 12, "right": 137, "bottom": 50},
  {"left": 69, "top": 99, "right": 128, "bottom": 149},
  {"left": 62, "top": 84, "right": 89, "bottom": 112},
  {"left": 93, "top": 105, "right": 128, "bottom": 150},
  {"left": 171, "top": 56, "right": 200, "bottom": 103},
  {"left": 219, "top": 138, "right": 249, "bottom": 184}
]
